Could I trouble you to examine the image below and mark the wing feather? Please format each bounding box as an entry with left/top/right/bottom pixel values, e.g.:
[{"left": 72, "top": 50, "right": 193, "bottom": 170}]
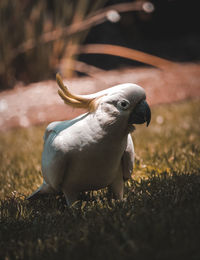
[{"left": 121, "top": 134, "right": 134, "bottom": 180}]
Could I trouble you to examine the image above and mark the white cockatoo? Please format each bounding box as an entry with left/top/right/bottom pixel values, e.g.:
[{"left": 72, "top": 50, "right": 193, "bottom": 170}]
[{"left": 28, "top": 74, "right": 151, "bottom": 205}]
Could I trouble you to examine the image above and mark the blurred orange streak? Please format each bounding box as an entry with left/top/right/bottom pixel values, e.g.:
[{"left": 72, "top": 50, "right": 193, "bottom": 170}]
[{"left": 79, "top": 44, "right": 174, "bottom": 70}]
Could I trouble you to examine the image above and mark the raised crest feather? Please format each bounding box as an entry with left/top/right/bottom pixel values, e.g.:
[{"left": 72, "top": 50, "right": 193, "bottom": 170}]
[{"left": 56, "top": 73, "right": 101, "bottom": 112}]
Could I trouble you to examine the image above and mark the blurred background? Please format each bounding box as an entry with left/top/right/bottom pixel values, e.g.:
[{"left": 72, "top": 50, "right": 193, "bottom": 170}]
[
  {"left": 0, "top": 0, "right": 199, "bottom": 90},
  {"left": 1, "top": 2, "right": 200, "bottom": 258}
]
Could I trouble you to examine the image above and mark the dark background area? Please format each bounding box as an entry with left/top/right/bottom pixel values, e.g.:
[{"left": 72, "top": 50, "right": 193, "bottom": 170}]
[
  {"left": 80, "top": 0, "right": 200, "bottom": 69},
  {"left": 0, "top": 0, "right": 199, "bottom": 89}
]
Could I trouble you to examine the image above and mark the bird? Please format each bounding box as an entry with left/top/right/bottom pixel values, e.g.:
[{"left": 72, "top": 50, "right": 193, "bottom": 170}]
[{"left": 28, "top": 74, "right": 151, "bottom": 206}]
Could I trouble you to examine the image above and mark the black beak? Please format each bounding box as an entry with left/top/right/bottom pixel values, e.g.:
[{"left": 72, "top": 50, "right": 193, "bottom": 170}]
[{"left": 129, "top": 100, "right": 151, "bottom": 127}]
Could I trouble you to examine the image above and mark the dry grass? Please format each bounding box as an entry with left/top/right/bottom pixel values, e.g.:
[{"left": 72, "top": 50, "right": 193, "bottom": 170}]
[
  {"left": 0, "top": 0, "right": 107, "bottom": 88},
  {"left": 0, "top": 99, "right": 200, "bottom": 260}
]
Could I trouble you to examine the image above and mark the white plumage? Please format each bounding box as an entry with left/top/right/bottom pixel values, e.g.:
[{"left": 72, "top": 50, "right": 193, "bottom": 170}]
[{"left": 28, "top": 75, "right": 151, "bottom": 205}]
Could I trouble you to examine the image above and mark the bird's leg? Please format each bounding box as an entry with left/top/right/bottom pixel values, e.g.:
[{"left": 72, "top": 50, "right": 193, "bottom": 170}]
[
  {"left": 62, "top": 189, "right": 78, "bottom": 207},
  {"left": 27, "top": 181, "right": 56, "bottom": 200},
  {"left": 108, "top": 174, "right": 124, "bottom": 200}
]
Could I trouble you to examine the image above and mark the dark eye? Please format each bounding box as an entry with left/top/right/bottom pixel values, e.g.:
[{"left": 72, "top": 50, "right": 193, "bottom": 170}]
[{"left": 117, "top": 99, "right": 130, "bottom": 110}]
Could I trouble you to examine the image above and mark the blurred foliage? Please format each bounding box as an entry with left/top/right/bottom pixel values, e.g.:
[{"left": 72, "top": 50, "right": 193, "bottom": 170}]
[
  {"left": 0, "top": 0, "right": 107, "bottom": 89},
  {"left": 1, "top": 0, "right": 199, "bottom": 90},
  {"left": 0, "top": 99, "right": 200, "bottom": 259}
]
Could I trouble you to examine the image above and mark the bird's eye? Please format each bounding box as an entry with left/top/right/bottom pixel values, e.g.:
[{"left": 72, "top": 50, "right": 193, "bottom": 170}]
[{"left": 117, "top": 100, "right": 130, "bottom": 110}]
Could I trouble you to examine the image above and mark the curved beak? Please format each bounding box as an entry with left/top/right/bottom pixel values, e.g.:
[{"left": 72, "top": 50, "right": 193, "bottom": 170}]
[{"left": 129, "top": 100, "right": 151, "bottom": 127}]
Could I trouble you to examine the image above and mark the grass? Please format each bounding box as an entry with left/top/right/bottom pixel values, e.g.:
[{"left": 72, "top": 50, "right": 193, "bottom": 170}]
[{"left": 0, "top": 99, "right": 200, "bottom": 260}]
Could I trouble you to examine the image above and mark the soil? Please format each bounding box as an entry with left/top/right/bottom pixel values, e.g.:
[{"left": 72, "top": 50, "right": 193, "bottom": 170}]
[{"left": 0, "top": 62, "right": 199, "bottom": 131}]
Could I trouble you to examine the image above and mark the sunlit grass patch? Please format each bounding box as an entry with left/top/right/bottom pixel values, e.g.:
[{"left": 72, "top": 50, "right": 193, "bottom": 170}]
[
  {"left": 133, "top": 98, "right": 200, "bottom": 178},
  {"left": 0, "top": 99, "right": 200, "bottom": 260},
  {"left": 0, "top": 126, "right": 45, "bottom": 198}
]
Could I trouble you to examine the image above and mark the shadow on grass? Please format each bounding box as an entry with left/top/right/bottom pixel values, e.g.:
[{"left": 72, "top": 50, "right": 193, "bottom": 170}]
[
  {"left": 1, "top": 172, "right": 200, "bottom": 260},
  {"left": 0, "top": 100, "right": 200, "bottom": 259}
]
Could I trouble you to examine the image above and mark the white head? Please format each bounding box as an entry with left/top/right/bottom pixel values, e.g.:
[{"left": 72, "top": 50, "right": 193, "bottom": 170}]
[{"left": 56, "top": 74, "right": 151, "bottom": 132}]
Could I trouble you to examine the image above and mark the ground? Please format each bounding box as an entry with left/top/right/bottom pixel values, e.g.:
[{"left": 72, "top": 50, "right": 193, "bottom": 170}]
[
  {"left": 0, "top": 62, "right": 200, "bottom": 130},
  {"left": 0, "top": 96, "right": 200, "bottom": 260}
]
